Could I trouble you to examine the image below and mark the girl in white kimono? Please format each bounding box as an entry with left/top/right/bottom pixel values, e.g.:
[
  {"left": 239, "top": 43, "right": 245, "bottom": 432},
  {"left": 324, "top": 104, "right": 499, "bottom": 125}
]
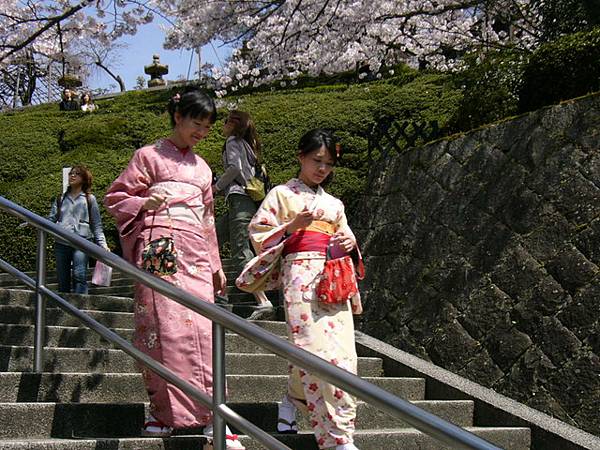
[{"left": 243, "top": 129, "right": 361, "bottom": 450}]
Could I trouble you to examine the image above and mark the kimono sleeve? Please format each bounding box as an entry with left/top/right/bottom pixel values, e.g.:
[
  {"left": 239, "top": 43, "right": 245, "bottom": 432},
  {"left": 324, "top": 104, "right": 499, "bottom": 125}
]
[
  {"left": 104, "top": 149, "right": 150, "bottom": 238},
  {"left": 335, "top": 200, "right": 356, "bottom": 245},
  {"left": 248, "top": 187, "right": 290, "bottom": 254},
  {"left": 201, "top": 175, "right": 223, "bottom": 273}
]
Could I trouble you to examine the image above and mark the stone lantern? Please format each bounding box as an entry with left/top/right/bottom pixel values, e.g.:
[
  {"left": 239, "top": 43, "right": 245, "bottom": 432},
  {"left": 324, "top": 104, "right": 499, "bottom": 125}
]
[
  {"left": 144, "top": 54, "right": 169, "bottom": 88},
  {"left": 57, "top": 68, "right": 82, "bottom": 89}
]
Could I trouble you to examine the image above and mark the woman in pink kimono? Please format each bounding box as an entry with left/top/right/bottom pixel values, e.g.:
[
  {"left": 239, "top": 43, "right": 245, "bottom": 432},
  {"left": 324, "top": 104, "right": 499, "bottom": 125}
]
[
  {"left": 242, "top": 129, "right": 361, "bottom": 450},
  {"left": 104, "top": 90, "right": 244, "bottom": 450}
]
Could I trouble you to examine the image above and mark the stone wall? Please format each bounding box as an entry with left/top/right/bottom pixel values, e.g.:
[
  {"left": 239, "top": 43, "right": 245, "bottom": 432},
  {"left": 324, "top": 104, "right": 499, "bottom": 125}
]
[{"left": 352, "top": 93, "right": 600, "bottom": 435}]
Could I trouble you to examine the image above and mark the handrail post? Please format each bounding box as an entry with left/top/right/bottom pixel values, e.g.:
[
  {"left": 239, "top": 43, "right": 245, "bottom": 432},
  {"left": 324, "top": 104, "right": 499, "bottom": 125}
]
[
  {"left": 212, "top": 320, "right": 226, "bottom": 450},
  {"left": 33, "top": 229, "right": 47, "bottom": 373}
]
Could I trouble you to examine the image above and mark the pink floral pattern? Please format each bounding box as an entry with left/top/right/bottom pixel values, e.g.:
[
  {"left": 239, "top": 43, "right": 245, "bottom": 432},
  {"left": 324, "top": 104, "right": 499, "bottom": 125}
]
[{"left": 105, "top": 140, "right": 220, "bottom": 429}]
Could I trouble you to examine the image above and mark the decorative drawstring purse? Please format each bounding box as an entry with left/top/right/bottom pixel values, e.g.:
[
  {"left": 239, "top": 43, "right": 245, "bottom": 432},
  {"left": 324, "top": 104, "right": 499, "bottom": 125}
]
[
  {"left": 141, "top": 205, "right": 178, "bottom": 276},
  {"left": 316, "top": 244, "right": 364, "bottom": 305}
]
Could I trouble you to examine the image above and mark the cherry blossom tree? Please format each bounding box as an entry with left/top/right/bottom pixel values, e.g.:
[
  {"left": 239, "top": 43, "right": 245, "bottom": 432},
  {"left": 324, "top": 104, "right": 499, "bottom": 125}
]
[
  {"left": 162, "top": 0, "right": 551, "bottom": 94},
  {"left": 0, "top": 0, "right": 594, "bottom": 102},
  {"left": 0, "top": 0, "right": 156, "bottom": 104}
]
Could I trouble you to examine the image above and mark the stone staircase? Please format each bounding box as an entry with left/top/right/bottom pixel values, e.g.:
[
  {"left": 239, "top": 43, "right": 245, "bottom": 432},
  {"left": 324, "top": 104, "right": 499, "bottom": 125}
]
[{"left": 0, "top": 262, "right": 531, "bottom": 449}]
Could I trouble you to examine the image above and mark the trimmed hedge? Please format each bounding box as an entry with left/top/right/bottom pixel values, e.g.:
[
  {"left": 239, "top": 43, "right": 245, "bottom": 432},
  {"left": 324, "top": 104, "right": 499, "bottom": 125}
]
[
  {"left": 450, "top": 51, "right": 527, "bottom": 131},
  {"left": 0, "top": 73, "right": 462, "bottom": 271},
  {"left": 519, "top": 27, "right": 600, "bottom": 112}
]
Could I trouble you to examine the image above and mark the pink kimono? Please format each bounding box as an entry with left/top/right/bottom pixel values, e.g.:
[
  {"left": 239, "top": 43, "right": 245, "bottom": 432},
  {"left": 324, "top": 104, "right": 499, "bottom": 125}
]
[{"left": 104, "top": 139, "right": 221, "bottom": 429}]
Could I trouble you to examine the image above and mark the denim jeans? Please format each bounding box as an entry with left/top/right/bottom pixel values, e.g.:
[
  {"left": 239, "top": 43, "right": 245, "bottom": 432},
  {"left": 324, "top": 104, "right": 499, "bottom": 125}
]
[
  {"left": 55, "top": 242, "right": 89, "bottom": 294},
  {"left": 216, "top": 194, "right": 258, "bottom": 278}
]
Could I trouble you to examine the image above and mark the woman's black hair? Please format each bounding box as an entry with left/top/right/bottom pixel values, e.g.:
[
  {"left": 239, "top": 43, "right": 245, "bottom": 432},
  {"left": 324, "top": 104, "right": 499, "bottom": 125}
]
[
  {"left": 297, "top": 128, "right": 340, "bottom": 186},
  {"left": 298, "top": 129, "right": 339, "bottom": 164},
  {"left": 167, "top": 88, "right": 217, "bottom": 127}
]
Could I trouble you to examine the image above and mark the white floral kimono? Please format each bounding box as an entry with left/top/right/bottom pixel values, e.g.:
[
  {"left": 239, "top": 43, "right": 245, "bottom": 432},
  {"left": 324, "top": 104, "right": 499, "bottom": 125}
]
[{"left": 246, "top": 178, "right": 359, "bottom": 449}]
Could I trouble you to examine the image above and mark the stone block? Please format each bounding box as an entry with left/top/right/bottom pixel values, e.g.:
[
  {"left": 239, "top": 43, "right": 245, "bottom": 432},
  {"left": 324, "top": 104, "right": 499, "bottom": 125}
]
[
  {"left": 500, "top": 187, "right": 543, "bottom": 234},
  {"left": 458, "top": 349, "right": 504, "bottom": 386},
  {"left": 534, "top": 317, "right": 582, "bottom": 366},
  {"left": 489, "top": 244, "right": 545, "bottom": 302},
  {"left": 502, "top": 347, "right": 557, "bottom": 397},
  {"left": 572, "top": 218, "right": 600, "bottom": 266},
  {"left": 428, "top": 152, "right": 465, "bottom": 191},
  {"left": 427, "top": 320, "right": 481, "bottom": 372},
  {"left": 461, "top": 283, "right": 513, "bottom": 340},
  {"left": 521, "top": 207, "right": 573, "bottom": 263},
  {"left": 547, "top": 353, "right": 600, "bottom": 418},
  {"left": 556, "top": 280, "right": 600, "bottom": 340},
  {"left": 485, "top": 323, "right": 533, "bottom": 371},
  {"left": 526, "top": 276, "right": 571, "bottom": 316},
  {"left": 464, "top": 145, "right": 509, "bottom": 183},
  {"left": 545, "top": 245, "right": 599, "bottom": 295}
]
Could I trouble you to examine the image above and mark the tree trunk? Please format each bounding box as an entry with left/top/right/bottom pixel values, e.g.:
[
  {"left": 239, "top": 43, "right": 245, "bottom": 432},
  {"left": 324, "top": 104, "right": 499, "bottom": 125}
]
[{"left": 95, "top": 60, "right": 126, "bottom": 91}]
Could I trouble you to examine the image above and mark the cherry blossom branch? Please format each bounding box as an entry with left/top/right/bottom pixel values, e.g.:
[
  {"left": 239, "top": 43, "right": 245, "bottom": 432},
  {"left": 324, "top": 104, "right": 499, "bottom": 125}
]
[{"left": 0, "top": 0, "right": 93, "bottom": 63}]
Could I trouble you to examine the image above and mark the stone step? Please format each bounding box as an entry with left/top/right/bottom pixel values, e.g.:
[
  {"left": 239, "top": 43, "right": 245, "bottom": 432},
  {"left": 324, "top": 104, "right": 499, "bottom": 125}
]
[
  {"left": 0, "top": 305, "right": 135, "bottom": 329},
  {"left": 0, "top": 272, "right": 128, "bottom": 285},
  {"left": 0, "top": 325, "right": 290, "bottom": 353},
  {"left": 0, "top": 263, "right": 238, "bottom": 283},
  {"left": 0, "top": 347, "right": 383, "bottom": 376},
  {"left": 0, "top": 372, "right": 423, "bottom": 403},
  {"left": 0, "top": 284, "right": 135, "bottom": 297},
  {"left": 0, "top": 398, "right": 475, "bottom": 439},
  {"left": 0, "top": 290, "right": 133, "bottom": 312},
  {"left": 0, "top": 277, "right": 127, "bottom": 289},
  {"left": 0, "top": 324, "right": 135, "bottom": 348},
  {"left": 0, "top": 303, "right": 288, "bottom": 335},
  {"left": 0, "top": 265, "right": 238, "bottom": 286},
  {"left": 0, "top": 318, "right": 287, "bottom": 342},
  {"left": 0, "top": 427, "right": 531, "bottom": 449},
  {"left": 0, "top": 290, "right": 274, "bottom": 317},
  {"left": 228, "top": 400, "right": 475, "bottom": 432}
]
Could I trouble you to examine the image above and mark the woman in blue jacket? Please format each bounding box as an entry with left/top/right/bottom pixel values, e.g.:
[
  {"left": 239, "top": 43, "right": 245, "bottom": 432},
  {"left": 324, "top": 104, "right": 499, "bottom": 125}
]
[{"left": 49, "top": 165, "right": 109, "bottom": 293}]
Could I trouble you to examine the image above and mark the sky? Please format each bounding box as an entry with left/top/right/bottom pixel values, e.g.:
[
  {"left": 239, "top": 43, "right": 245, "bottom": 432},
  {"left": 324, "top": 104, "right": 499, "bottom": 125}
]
[{"left": 88, "top": 18, "right": 232, "bottom": 92}]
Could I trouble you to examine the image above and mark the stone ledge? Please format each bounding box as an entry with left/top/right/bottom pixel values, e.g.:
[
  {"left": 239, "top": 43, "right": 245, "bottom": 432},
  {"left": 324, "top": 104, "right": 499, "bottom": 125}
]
[{"left": 355, "top": 331, "right": 600, "bottom": 450}]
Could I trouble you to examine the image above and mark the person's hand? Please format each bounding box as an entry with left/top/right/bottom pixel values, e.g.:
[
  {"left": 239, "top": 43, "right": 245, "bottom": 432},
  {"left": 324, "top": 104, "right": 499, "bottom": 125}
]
[
  {"left": 286, "top": 208, "right": 317, "bottom": 234},
  {"left": 102, "top": 244, "right": 110, "bottom": 252},
  {"left": 143, "top": 193, "right": 166, "bottom": 211},
  {"left": 331, "top": 232, "right": 355, "bottom": 253},
  {"left": 213, "top": 269, "right": 227, "bottom": 296}
]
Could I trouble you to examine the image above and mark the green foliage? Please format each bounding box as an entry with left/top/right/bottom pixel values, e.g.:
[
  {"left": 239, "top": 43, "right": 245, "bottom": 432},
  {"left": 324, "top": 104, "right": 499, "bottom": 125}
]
[
  {"left": 518, "top": 27, "right": 600, "bottom": 112},
  {"left": 450, "top": 50, "right": 528, "bottom": 131},
  {"left": 535, "top": 0, "right": 600, "bottom": 42},
  {"left": 0, "top": 74, "right": 463, "bottom": 271}
]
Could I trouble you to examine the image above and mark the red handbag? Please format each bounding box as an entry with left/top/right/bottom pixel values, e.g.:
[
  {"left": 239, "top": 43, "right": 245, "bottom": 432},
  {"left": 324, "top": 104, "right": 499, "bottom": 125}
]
[{"left": 316, "top": 246, "right": 365, "bottom": 304}]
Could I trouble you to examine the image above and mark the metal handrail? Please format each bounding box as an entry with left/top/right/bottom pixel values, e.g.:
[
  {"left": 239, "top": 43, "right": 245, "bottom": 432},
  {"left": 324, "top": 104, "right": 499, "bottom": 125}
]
[{"left": 0, "top": 195, "right": 503, "bottom": 450}]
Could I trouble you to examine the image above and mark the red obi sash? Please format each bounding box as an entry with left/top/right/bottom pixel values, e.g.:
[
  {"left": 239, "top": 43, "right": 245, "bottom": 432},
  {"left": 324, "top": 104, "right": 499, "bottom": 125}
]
[{"left": 283, "top": 230, "right": 330, "bottom": 256}]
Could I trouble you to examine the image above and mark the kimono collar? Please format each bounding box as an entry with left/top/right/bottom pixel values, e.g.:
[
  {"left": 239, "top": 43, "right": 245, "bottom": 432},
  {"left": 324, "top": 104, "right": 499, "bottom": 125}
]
[
  {"left": 165, "top": 138, "right": 191, "bottom": 155},
  {"left": 294, "top": 177, "right": 319, "bottom": 193}
]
